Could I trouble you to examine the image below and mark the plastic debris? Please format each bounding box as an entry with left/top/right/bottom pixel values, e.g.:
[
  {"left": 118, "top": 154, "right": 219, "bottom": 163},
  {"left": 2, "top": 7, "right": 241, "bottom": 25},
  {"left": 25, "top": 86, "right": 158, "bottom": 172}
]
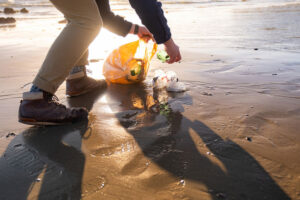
[
  {"left": 157, "top": 50, "right": 170, "bottom": 63},
  {"left": 153, "top": 70, "right": 187, "bottom": 92},
  {"left": 166, "top": 70, "right": 178, "bottom": 82},
  {"left": 153, "top": 69, "right": 168, "bottom": 89},
  {"left": 167, "top": 81, "right": 186, "bottom": 92},
  {"left": 103, "top": 40, "right": 157, "bottom": 84},
  {"left": 179, "top": 179, "right": 185, "bottom": 186}
]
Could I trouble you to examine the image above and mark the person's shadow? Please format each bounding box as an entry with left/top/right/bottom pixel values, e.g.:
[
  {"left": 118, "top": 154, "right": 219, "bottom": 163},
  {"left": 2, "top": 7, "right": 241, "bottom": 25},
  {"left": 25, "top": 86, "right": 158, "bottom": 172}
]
[
  {"left": 105, "top": 83, "right": 291, "bottom": 200},
  {"left": 0, "top": 83, "right": 291, "bottom": 200},
  {"left": 0, "top": 88, "right": 105, "bottom": 200}
]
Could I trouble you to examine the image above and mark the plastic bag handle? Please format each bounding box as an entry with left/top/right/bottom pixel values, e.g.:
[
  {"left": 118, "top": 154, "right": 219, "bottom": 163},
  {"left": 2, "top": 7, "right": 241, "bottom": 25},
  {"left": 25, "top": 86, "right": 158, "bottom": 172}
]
[{"left": 139, "top": 39, "right": 157, "bottom": 60}]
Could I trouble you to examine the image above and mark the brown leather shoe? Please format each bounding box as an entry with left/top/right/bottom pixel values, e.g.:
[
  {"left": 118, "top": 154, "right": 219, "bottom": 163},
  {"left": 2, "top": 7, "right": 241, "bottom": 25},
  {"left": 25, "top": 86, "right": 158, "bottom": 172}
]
[
  {"left": 66, "top": 71, "right": 107, "bottom": 97},
  {"left": 19, "top": 91, "right": 88, "bottom": 125}
]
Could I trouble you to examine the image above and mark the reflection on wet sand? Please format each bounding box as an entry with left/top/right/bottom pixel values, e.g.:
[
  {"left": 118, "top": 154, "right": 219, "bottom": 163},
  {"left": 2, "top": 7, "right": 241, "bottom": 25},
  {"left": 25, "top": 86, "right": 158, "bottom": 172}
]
[
  {"left": 0, "top": 121, "right": 88, "bottom": 200},
  {"left": 104, "top": 83, "right": 290, "bottom": 200},
  {"left": 0, "top": 84, "right": 291, "bottom": 199}
]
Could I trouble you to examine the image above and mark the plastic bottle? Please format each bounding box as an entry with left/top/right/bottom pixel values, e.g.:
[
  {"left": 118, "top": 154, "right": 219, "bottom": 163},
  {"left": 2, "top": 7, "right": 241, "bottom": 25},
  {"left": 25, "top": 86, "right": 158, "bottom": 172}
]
[
  {"left": 152, "top": 70, "right": 168, "bottom": 89},
  {"left": 157, "top": 50, "right": 170, "bottom": 63}
]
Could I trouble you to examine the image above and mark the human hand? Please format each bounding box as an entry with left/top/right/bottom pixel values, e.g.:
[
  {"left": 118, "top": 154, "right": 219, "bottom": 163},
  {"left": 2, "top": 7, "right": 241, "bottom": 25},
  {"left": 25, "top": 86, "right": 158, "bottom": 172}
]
[
  {"left": 164, "top": 38, "right": 181, "bottom": 64},
  {"left": 129, "top": 24, "right": 154, "bottom": 42},
  {"left": 137, "top": 26, "right": 154, "bottom": 42}
]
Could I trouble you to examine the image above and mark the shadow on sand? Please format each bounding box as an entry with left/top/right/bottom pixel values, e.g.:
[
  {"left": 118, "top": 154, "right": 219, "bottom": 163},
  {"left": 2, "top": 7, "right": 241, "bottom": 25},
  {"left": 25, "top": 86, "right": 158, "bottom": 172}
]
[
  {"left": 0, "top": 83, "right": 290, "bottom": 199},
  {"left": 104, "top": 83, "right": 290, "bottom": 200},
  {"left": 0, "top": 89, "right": 104, "bottom": 200}
]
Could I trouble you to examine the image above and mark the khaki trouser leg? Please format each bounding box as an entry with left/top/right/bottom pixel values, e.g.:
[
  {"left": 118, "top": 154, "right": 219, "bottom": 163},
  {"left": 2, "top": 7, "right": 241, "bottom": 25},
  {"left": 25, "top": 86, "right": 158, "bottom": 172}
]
[
  {"left": 76, "top": 50, "right": 89, "bottom": 67},
  {"left": 66, "top": 50, "right": 89, "bottom": 80},
  {"left": 33, "top": 0, "right": 102, "bottom": 94}
]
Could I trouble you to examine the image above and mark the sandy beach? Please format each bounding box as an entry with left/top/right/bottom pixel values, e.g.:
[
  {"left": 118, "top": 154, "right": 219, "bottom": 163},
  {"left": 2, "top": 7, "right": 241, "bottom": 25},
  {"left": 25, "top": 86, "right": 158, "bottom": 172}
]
[{"left": 0, "top": 0, "right": 300, "bottom": 199}]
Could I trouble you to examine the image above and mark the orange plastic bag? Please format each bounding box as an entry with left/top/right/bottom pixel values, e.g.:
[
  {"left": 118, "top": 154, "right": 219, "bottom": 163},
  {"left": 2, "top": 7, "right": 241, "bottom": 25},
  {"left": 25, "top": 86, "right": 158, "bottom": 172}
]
[{"left": 103, "top": 40, "right": 157, "bottom": 84}]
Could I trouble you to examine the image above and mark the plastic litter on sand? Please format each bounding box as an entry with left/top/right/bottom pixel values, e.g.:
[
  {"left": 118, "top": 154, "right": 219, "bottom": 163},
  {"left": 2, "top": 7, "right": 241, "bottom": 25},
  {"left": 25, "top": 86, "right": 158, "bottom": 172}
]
[{"left": 152, "top": 70, "right": 187, "bottom": 92}]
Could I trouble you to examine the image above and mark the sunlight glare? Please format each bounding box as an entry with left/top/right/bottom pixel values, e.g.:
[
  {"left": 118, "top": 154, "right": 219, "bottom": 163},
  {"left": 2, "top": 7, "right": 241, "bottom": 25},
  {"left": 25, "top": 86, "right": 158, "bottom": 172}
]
[
  {"left": 87, "top": 29, "right": 138, "bottom": 80},
  {"left": 98, "top": 95, "right": 115, "bottom": 114}
]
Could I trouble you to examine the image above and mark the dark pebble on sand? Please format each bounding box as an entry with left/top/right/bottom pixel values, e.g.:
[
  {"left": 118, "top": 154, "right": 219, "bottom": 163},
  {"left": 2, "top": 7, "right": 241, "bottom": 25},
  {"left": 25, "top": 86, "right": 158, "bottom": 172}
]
[
  {"left": 216, "top": 193, "right": 226, "bottom": 199},
  {"left": 121, "top": 111, "right": 138, "bottom": 119},
  {"left": 202, "top": 92, "right": 213, "bottom": 96},
  {"left": 246, "top": 136, "right": 252, "bottom": 142},
  {"left": 6, "top": 132, "right": 16, "bottom": 138},
  {"left": 20, "top": 8, "right": 29, "bottom": 13},
  {"left": 0, "top": 17, "right": 16, "bottom": 24},
  {"left": 14, "top": 144, "right": 22, "bottom": 147},
  {"left": 119, "top": 119, "right": 136, "bottom": 128},
  {"left": 4, "top": 7, "right": 16, "bottom": 14},
  {"left": 254, "top": 48, "right": 259, "bottom": 51}
]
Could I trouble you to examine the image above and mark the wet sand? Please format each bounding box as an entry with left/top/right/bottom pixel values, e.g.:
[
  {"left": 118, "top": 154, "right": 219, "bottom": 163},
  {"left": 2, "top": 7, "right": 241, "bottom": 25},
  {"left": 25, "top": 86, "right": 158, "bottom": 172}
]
[{"left": 1, "top": 1, "right": 300, "bottom": 200}]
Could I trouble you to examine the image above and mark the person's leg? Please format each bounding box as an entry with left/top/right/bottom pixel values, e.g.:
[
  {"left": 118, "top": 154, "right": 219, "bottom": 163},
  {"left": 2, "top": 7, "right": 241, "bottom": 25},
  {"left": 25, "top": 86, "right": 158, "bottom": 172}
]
[
  {"left": 68, "top": 50, "right": 89, "bottom": 77},
  {"left": 33, "top": 0, "right": 102, "bottom": 94},
  {"left": 75, "top": 50, "right": 90, "bottom": 67},
  {"left": 66, "top": 49, "right": 107, "bottom": 97},
  {"left": 19, "top": 0, "right": 102, "bottom": 125}
]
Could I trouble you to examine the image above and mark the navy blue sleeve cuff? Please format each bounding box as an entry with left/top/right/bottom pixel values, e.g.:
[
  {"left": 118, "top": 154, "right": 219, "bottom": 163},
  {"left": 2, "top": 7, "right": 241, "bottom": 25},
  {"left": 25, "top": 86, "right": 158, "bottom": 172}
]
[{"left": 129, "top": 0, "right": 172, "bottom": 44}]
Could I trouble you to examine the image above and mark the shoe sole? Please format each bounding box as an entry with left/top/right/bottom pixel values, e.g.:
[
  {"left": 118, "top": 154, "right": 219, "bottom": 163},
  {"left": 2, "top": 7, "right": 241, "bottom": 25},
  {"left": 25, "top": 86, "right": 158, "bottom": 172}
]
[
  {"left": 19, "top": 117, "right": 69, "bottom": 126},
  {"left": 67, "top": 82, "right": 107, "bottom": 97},
  {"left": 66, "top": 89, "right": 92, "bottom": 97}
]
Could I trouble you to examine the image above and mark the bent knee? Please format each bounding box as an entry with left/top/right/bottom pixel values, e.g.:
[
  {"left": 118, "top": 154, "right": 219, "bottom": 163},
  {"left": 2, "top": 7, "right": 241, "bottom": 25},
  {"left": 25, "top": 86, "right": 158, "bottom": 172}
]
[
  {"left": 88, "top": 14, "right": 103, "bottom": 33},
  {"left": 71, "top": 14, "right": 102, "bottom": 35},
  {"left": 92, "top": 16, "right": 103, "bottom": 34}
]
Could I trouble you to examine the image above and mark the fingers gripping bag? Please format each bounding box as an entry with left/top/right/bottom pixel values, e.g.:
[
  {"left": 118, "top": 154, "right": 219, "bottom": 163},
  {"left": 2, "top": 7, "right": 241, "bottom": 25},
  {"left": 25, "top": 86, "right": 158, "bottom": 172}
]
[{"left": 103, "top": 40, "right": 157, "bottom": 84}]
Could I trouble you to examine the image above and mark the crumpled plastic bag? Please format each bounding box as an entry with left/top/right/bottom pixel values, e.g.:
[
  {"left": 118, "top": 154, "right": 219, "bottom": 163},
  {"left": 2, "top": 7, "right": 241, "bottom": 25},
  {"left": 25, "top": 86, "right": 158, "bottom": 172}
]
[
  {"left": 152, "top": 69, "right": 187, "bottom": 92},
  {"left": 103, "top": 40, "right": 157, "bottom": 84}
]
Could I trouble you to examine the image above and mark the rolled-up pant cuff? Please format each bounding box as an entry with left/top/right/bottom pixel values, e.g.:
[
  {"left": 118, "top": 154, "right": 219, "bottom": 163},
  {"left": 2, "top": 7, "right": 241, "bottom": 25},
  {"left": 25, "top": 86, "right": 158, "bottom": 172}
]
[{"left": 33, "top": 75, "right": 57, "bottom": 94}]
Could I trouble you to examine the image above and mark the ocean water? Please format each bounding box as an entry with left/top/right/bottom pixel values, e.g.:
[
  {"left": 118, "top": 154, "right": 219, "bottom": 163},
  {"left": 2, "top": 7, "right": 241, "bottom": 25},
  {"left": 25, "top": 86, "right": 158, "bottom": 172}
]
[{"left": 0, "top": 0, "right": 299, "bottom": 54}]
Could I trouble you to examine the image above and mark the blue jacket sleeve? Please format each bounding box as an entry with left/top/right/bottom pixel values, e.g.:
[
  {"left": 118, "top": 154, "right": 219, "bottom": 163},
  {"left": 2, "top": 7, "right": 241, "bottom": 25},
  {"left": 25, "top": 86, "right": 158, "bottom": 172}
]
[
  {"left": 129, "top": 0, "right": 171, "bottom": 44},
  {"left": 96, "top": 0, "right": 132, "bottom": 37}
]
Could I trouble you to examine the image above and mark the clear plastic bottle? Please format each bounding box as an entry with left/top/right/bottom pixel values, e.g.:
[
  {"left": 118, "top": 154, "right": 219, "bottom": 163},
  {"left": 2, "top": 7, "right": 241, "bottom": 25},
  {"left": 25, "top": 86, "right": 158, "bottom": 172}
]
[{"left": 157, "top": 50, "right": 170, "bottom": 63}]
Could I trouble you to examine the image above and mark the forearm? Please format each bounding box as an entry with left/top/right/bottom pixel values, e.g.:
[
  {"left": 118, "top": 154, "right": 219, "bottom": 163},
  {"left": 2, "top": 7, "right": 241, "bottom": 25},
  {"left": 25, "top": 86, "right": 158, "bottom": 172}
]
[
  {"left": 95, "top": 0, "right": 132, "bottom": 37},
  {"left": 129, "top": 0, "right": 171, "bottom": 44}
]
